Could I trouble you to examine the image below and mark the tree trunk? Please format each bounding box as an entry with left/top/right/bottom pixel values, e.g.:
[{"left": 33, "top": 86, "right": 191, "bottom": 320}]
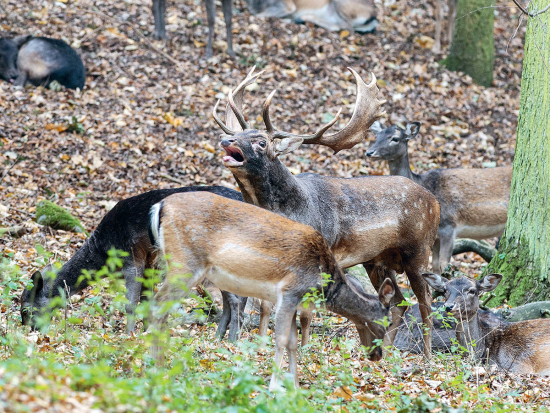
[
  {"left": 444, "top": 0, "right": 495, "bottom": 86},
  {"left": 486, "top": 2, "right": 550, "bottom": 305}
]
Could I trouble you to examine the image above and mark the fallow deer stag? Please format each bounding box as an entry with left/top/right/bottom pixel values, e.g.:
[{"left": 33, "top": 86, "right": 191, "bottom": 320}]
[
  {"left": 213, "top": 67, "right": 441, "bottom": 357},
  {"left": 148, "top": 192, "right": 396, "bottom": 390},
  {"left": 246, "top": 0, "right": 378, "bottom": 33},
  {"left": 423, "top": 272, "right": 550, "bottom": 375},
  {"left": 366, "top": 122, "right": 512, "bottom": 273}
]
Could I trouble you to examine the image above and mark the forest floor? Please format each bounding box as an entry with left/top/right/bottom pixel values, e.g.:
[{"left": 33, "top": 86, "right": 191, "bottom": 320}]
[{"left": 1, "top": 0, "right": 549, "bottom": 411}]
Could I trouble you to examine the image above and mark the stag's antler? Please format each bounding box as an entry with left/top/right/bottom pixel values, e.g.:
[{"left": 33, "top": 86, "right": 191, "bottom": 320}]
[
  {"left": 263, "top": 68, "right": 387, "bottom": 153},
  {"left": 213, "top": 66, "right": 264, "bottom": 135}
]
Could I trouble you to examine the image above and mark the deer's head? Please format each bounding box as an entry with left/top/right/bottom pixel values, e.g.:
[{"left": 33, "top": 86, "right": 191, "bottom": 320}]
[
  {"left": 215, "top": 67, "right": 387, "bottom": 176},
  {"left": 422, "top": 272, "right": 502, "bottom": 321},
  {"left": 20, "top": 264, "right": 57, "bottom": 328},
  {"left": 366, "top": 121, "right": 420, "bottom": 161}
]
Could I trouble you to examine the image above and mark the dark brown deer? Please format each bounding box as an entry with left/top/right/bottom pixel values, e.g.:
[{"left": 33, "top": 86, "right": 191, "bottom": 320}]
[
  {"left": 212, "top": 67, "right": 441, "bottom": 357},
  {"left": 423, "top": 272, "right": 550, "bottom": 375},
  {"left": 148, "top": 192, "right": 396, "bottom": 389},
  {"left": 366, "top": 122, "right": 511, "bottom": 273},
  {"left": 151, "top": 0, "right": 234, "bottom": 57},
  {"left": 21, "top": 186, "right": 247, "bottom": 339}
]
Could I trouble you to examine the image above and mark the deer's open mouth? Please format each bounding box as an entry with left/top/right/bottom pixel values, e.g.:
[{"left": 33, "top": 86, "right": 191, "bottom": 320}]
[{"left": 223, "top": 146, "right": 245, "bottom": 167}]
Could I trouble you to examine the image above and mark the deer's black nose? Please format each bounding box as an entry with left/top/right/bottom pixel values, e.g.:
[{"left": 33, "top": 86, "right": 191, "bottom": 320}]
[
  {"left": 444, "top": 303, "right": 455, "bottom": 312},
  {"left": 220, "top": 138, "right": 236, "bottom": 148},
  {"left": 366, "top": 150, "right": 375, "bottom": 157}
]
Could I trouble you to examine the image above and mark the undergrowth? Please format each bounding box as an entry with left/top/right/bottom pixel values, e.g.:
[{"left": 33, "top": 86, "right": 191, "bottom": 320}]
[{"left": 0, "top": 251, "right": 547, "bottom": 412}]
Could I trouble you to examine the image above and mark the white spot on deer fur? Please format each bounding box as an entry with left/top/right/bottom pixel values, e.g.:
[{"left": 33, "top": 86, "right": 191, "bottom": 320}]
[
  {"left": 355, "top": 219, "right": 398, "bottom": 233},
  {"left": 404, "top": 209, "right": 408, "bottom": 214}
]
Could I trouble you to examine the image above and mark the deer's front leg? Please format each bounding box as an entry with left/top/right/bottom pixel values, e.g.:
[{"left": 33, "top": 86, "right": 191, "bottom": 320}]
[
  {"left": 216, "top": 290, "right": 232, "bottom": 340},
  {"left": 227, "top": 293, "right": 248, "bottom": 341},
  {"left": 299, "top": 310, "right": 313, "bottom": 346}
]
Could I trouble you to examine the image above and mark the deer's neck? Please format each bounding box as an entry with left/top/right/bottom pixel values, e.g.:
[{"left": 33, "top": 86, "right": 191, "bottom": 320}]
[
  {"left": 387, "top": 147, "right": 420, "bottom": 184},
  {"left": 232, "top": 159, "right": 309, "bottom": 215},
  {"left": 455, "top": 313, "right": 487, "bottom": 360}
]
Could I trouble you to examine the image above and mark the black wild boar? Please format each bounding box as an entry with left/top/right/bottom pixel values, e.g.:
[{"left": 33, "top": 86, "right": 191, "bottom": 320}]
[{"left": 0, "top": 36, "right": 85, "bottom": 90}]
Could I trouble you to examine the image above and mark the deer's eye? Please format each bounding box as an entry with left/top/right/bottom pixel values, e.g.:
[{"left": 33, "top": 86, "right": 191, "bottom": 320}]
[
  {"left": 259, "top": 141, "right": 266, "bottom": 148},
  {"left": 391, "top": 136, "right": 400, "bottom": 142},
  {"left": 468, "top": 289, "right": 476, "bottom": 295}
]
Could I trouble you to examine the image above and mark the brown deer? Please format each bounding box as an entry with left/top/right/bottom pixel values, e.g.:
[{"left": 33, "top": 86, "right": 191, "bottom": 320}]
[
  {"left": 213, "top": 67, "right": 441, "bottom": 357},
  {"left": 423, "top": 272, "right": 550, "bottom": 375},
  {"left": 21, "top": 186, "right": 248, "bottom": 339},
  {"left": 246, "top": 0, "right": 378, "bottom": 33},
  {"left": 434, "top": 0, "right": 458, "bottom": 53},
  {"left": 151, "top": 0, "right": 234, "bottom": 57},
  {"left": 366, "top": 122, "right": 512, "bottom": 273},
  {"left": 148, "top": 192, "right": 396, "bottom": 390}
]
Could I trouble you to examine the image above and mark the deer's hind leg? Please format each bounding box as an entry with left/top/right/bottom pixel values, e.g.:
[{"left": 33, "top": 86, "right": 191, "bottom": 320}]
[{"left": 149, "top": 266, "right": 206, "bottom": 364}]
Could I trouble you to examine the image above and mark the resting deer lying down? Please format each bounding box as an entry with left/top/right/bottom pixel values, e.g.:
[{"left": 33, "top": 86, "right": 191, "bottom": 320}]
[
  {"left": 247, "top": 0, "right": 378, "bottom": 33},
  {"left": 367, "top": 122, "right": 511, "bottom": 273},
  {"left": 21, "top": 186, "right": 247, "bottom": 340},
  {"left": 148, "top": 192, "right": 395, "bottom": 390},
  {"left": 214, "top": 67, "right": 440, "bottom": 357},
  {"left": 423, "top": 272, "right": 550, "bottom": 375}
]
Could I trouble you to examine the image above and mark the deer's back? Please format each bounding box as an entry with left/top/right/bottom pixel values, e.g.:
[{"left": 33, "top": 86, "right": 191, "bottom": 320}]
[
  {"left": 297, "top": 174, "right": 440, "bottom": 268},
  {"left": 487, "top": 318, "right": 550, "bottom": 375},
  {"left": 419, "top": 166, "right": 511, "bottom": 236},
  {"left": 160, "top": 192, "right": 336, "bottom": 292}
]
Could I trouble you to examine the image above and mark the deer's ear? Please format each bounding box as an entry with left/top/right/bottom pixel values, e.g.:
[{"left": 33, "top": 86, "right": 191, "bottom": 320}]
[
  {"left": 274, "top": 137, "right": 303, "bottom": 155},
  {"left": 378, "top": 278, "right": 395, "bottom": 306},
  {"left": 404, "top": 122, "right": 420, "bottom": 140},
  {"left": 370, "top": 121, "right": 383, "bottom": 134},
  {"left": 422, "top": 272, "right": 447, "bottom": 292},
  {"left": 479, "top": 273, "right": 502, "bottom": 292}
]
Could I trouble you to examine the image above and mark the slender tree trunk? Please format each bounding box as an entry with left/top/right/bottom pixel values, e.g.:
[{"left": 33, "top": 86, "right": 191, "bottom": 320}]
[
  {"left": 444, "top": 0, "right": 495, "bottom": 86},
  {"left": 486, "top": 1, "right": 550, "bottom": 305}
]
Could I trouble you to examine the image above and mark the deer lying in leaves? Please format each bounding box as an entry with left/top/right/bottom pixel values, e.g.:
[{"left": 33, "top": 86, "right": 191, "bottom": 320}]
[
  {"left": 213, "top": 67, "right": 441, "bottom": 357},
  {"left": 366, "top": 121, "right": 511, "bottom": 273},
  {"left": 148, "top": 191, "right": 396, "bottom": 389},
  {"left": 423, "top": 272, "right": 550, "bottom": 375},
  {"left": 246, "top": 0, "right": 378, "bottom": 33}
]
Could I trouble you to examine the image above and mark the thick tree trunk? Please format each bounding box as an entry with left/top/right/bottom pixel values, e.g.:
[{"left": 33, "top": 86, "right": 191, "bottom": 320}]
[
  {"left": 444, "top": 0, "right": 495, "bottom": 86},
  {"left": 486, "top": 2, "right": 550, "bottom": 305}
]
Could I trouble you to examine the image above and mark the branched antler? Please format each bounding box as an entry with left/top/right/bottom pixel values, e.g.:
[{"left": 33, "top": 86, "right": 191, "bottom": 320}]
[
  {"left": 262, "top": 68, "right": 387, "bottom": 153},
  {"left": 214, "top": 67, "right": 386, "bottom": 154},
  {"left": 213, "top": 66, "right": 264, "bottom": 135}
]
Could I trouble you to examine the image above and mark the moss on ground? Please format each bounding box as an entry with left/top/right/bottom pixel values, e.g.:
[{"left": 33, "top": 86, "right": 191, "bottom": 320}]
[{"left": 35, "top": 200, "right": 89, "bottom": 236}]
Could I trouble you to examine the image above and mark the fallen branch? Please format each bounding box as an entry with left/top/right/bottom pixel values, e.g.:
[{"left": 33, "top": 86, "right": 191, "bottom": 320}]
[
  {"left": 160, "top": 173, "right": 185, "bottom": 185},
  {"left": 452, "top": 238, "right": 497, "bottom": 262},
  {"left": 0, "top": 225, "right": 27, "bottom": 238},
  {"left": 500, "top": 301, "right": 550, "bottom": 322}
]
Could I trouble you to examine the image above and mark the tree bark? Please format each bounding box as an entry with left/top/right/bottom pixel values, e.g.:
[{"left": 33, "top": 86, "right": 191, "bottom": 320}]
[
  {"left": 444, "top": 0, "right": 495, "bottom": 86},
  {"left": 486, "top": 2, "right": 550, "bottom": 305}
]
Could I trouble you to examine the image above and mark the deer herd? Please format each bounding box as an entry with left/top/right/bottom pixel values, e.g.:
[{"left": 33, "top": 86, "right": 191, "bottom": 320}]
[{"left": 18, "top": 67, "right": 550, "bottom": 389}]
